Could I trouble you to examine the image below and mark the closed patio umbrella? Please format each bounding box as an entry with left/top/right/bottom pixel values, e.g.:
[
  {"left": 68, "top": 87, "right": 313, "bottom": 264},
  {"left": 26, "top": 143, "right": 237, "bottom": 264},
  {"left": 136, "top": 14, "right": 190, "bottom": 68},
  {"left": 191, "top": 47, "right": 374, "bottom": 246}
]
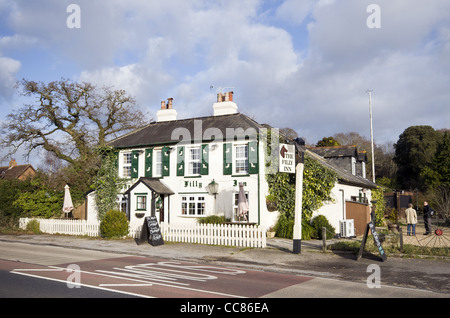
[
  {"left": 63, "top": 184, "right": 74, "bottom": 218},
  {"left": 238, "top": 183, "right": 248, "bottom": 221}
]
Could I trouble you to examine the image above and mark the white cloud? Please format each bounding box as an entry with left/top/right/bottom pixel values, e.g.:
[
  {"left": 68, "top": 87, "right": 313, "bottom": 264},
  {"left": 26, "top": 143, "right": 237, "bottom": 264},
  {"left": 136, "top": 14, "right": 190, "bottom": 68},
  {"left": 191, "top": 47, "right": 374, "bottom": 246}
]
[
  {"left": 0, "top": 56, "right": 20, "bottom": 99},
  {"left": 1, "top": 0, "right": 450, "bottom": 149}
]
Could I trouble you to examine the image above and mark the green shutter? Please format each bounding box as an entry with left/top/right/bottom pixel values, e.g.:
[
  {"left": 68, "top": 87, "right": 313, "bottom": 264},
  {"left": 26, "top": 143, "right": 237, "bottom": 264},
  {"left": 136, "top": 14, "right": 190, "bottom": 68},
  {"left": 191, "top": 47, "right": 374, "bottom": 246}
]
[
  {"left": 248, "top": 141, "right": 258, "bottom": 174},
  {"left": 201, "top": 144, "right": 209, "bottom": 175},
  {"left": 131, "top": 150, "right": 139, "bottom": 178},
  {"left": 177, "top": 146, "right": 185, "bottom": 176},
  {"left": 162, "top": 146, "right": 170, "bottom": 177},
  {"left": 223, "top": 143, "right": 232, "bottom": 175},
  {"left": 145, "top": 148, "right": 153, "bottom": 177},
  {"left": 114, "top": 151, "right": 119, "bottom": 170}
]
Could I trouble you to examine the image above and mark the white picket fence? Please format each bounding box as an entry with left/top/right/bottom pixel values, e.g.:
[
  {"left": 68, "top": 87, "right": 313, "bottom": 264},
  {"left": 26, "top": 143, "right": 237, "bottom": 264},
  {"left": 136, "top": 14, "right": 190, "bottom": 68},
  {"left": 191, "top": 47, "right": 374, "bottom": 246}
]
[
  {"left": 18, "top": 218, "right": 267, "bottom": 248},
  {"left": 160, "top": 223, "right": 267, "bottom": 248},
  {"left": 19, "top": 218, "right": 101, "bottom": 237}
]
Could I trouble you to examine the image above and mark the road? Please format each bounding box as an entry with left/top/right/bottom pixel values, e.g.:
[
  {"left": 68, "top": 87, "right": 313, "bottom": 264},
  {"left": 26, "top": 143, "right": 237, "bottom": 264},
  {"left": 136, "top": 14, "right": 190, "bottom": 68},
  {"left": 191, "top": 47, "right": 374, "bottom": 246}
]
[{"left": 0, "top": 240, "right": 448, "bottom": 301}]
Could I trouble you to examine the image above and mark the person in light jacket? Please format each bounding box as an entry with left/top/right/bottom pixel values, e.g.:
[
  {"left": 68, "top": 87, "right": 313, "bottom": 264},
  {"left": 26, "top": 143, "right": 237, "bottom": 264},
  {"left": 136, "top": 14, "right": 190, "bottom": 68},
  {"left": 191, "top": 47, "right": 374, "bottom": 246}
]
[{"left": 405, "top": 203, "right": 417, "bottom": 236}]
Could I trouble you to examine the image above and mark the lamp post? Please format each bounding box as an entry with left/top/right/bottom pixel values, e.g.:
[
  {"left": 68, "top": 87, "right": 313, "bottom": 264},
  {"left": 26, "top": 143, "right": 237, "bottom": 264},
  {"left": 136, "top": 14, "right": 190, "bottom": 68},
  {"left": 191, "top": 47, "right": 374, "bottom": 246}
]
[
  {"left": 206, "top": 179, "right": 219, "bottom": 198},
  {"left": 206, "top": 179, "right": 219, "bottom": 215}
]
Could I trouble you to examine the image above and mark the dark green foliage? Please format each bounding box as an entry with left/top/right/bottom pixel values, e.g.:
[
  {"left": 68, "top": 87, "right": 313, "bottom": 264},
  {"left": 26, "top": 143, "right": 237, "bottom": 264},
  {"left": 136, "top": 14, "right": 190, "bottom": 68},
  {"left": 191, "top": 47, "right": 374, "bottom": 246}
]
[
  {"left": 197, "top": 215, "right": 228, "bottom": 224},
  {"left": 394, "top": 125, "right": 441, "bottom": 190},
  {"left": 100, "top": 210, "right": 129, "bottom": 239},
  {"left": 315, "top": 136, "right": 341, "bottom": 147},
  {"left": 267, "top": 155, "right": 337, "bottom": 240},
  {"left": 93, "top": 147, "right": 124, "bottom": 221},
  {"left": 26, "top": 219, "right": 41, "bottom": 234},
  {"left": 310, "top": 215, "right": 335, "bottom": 240},
  {"left": 12, "top": 178, "right": 63, "bottom": 219}
]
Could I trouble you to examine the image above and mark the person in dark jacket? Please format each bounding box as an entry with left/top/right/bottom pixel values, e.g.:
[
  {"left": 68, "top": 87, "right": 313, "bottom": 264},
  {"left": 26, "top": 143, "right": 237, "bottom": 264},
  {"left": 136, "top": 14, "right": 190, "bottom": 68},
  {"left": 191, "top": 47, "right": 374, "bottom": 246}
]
[{"left": 423, "top": 201, "right": 433, "bottom": 235}]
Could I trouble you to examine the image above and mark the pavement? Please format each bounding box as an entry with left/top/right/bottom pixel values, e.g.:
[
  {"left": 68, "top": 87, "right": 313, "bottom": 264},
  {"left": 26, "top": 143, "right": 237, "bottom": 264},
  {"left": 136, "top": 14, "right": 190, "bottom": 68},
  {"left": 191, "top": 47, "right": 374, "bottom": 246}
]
[{"left": 0, "top": 233, "right": 449, "bottom": 296}]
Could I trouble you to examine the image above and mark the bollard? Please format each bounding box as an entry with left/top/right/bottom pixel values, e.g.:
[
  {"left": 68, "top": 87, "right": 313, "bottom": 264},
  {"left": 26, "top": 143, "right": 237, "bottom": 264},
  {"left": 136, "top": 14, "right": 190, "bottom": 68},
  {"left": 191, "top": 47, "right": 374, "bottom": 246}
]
[{"left": 322, "top": 227, "right": 326, "bottom": 252}]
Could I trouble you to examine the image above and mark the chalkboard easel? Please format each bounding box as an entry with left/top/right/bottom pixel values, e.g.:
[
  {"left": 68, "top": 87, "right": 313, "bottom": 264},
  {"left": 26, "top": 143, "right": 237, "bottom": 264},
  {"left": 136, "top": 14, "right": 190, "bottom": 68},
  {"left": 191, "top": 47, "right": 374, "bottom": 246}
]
[
  {"left": 357, "top": 220, "right": 387, "bottom": 262},
  {"left": 135, "top": 216, "right": 164, "bottom": 246}
]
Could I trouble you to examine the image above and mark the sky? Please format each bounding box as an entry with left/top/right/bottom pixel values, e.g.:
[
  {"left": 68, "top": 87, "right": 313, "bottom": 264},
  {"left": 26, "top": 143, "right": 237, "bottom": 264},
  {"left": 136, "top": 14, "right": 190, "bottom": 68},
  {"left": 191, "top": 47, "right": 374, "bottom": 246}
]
[{"left": 1, "top": 0, "right": 450, "bottom": 167}]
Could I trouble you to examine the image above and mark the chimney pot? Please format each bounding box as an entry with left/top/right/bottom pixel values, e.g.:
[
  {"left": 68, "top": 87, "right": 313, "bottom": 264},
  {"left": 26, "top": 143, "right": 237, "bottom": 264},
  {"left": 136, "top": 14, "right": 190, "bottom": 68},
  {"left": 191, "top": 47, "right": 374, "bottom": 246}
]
[
  {"left": 161, "top": 101, "right": 166, "bottom": 109},
  {"left": 9, "top": 159, "right": 17, "bottom": 168},
  {"left": 167, "top": 98, "right": 173, "bottom": 109}
]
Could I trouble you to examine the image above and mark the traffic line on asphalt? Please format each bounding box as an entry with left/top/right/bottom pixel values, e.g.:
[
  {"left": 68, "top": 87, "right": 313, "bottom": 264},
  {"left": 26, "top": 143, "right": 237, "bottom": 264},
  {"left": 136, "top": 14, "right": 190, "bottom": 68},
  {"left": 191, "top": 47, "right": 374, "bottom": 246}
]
[
  {"left": 10, "top": 264, "right": 247, "bottom": 298},
  {"left": 10, "top": 269, "right": 152, "bottom": 298}
]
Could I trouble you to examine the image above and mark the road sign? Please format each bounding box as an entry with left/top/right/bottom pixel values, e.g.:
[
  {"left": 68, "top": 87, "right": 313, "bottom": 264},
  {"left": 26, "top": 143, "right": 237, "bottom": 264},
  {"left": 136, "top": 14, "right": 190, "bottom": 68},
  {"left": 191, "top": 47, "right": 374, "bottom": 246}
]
[{"left": 279, "top": 144, "right": 295, "bottom": 173}]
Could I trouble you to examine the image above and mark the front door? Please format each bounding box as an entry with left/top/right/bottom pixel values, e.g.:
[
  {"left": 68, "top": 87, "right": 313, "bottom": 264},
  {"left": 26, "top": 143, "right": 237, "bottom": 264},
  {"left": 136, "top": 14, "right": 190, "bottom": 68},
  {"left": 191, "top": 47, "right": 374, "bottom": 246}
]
[{"left": 156, "top": 195, "right": 164, "bottom": 222}]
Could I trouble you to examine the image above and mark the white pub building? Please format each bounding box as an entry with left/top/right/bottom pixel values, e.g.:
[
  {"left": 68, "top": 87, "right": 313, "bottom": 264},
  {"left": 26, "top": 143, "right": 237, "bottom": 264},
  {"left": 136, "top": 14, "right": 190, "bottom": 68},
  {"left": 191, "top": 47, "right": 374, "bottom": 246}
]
[
  {"left": 87, "top": 92, "right": 278, "bottom": 230},
  {"left": 86, "top": 92, "right": 377, "bottom": 236}
]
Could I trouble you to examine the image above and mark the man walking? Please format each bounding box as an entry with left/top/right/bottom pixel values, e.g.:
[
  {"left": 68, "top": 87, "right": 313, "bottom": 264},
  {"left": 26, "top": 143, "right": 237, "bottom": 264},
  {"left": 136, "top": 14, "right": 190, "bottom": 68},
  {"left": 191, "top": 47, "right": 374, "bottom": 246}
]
[{"left": 423, "top": 201, "right": 433, "bottom": 235}]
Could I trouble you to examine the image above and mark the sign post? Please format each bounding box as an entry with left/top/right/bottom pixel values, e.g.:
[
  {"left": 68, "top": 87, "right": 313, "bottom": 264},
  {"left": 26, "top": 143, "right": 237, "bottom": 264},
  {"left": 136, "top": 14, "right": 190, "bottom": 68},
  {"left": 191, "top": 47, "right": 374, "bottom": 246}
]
[
  {"left": 278, "top": 143, "right": 302, "bottom": 254},
  {"left": 293, "top": 159, "right": 304, "bottom": 254}
]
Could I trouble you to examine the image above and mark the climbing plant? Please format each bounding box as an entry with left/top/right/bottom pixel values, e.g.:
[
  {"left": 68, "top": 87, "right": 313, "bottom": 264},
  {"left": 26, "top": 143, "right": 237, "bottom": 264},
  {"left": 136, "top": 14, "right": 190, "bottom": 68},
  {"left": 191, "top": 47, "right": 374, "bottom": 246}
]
[
  {"left": 92, "top": 147, "right": 125, "bottom": 221},
  {"left": 266, "top": 155, "right": 337, "bottom": 240}
]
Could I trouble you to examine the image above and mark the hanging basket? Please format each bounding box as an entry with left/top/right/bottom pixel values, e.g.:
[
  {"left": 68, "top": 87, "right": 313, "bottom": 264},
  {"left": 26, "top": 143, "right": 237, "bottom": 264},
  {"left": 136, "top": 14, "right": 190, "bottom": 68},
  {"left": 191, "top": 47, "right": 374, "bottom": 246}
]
[{"left": 266, "top": 199, "right": 278, "bottom": 212}]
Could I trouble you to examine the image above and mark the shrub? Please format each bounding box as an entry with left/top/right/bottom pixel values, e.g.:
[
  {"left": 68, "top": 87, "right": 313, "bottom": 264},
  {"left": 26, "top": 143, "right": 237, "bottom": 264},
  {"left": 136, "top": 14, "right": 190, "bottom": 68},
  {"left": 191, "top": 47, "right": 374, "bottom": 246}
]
[
  {"left": 310, "top": 215, "right": 335, "bottom": 240},
  {"left": 273, "top": 214, "right": 314, "bottom": 240},
  {"left": 26, "top": 219, "right": 41, "bottom": 234},
  {"left": 100, "top": 210, "right": 129, "bottom": 239},
  {"left": 197, "top": 215, "right": 228, "bottom": 224}
]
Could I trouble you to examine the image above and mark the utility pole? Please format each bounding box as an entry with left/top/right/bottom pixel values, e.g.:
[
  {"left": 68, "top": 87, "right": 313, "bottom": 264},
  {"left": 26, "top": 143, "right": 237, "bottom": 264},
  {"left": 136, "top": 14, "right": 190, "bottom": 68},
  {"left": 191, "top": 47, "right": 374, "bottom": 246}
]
[{"left": 366, "top": 89, "right": 376, "bottom": 183}]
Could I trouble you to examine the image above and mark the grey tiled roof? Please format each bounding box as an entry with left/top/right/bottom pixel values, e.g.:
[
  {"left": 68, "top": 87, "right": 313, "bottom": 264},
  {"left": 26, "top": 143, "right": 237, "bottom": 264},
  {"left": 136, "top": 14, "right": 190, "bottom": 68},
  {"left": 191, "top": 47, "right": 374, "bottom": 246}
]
[
  {"left": 109, "top": 113, "right": 263, "bottom": 149},
  {"left": 296, "top": 144, "right": 378, "bottom": 189}
]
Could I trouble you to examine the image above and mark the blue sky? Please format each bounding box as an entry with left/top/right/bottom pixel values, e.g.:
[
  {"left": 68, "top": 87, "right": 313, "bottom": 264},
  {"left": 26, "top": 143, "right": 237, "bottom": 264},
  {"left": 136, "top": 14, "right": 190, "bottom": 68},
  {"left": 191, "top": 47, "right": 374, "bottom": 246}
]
[{"left": 1, "top": 0, "right": 450, "bottom": 167}]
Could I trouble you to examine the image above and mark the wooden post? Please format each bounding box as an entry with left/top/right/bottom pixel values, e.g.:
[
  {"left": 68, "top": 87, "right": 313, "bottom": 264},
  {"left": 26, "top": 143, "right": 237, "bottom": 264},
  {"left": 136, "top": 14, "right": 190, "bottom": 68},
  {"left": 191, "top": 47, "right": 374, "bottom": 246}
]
[
  {"left": 399, "top": 226, "right": 403, "bottom": 252},
  {"left": 322, "top": 227, "right": 327, "bottom": 252}
]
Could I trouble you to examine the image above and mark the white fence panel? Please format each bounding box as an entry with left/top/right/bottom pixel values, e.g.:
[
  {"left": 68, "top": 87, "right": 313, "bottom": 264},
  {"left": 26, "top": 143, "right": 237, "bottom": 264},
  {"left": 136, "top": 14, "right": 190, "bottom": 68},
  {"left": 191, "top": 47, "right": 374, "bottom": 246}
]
[
  {"left": 19, "top": 218, "right": 267, "bottom": 248},
  {"left": 19, "top": 218, "right": 100, "bottom": 237},
  {"left": 160, "top": 222, "right": 266, "bottom": 248}
]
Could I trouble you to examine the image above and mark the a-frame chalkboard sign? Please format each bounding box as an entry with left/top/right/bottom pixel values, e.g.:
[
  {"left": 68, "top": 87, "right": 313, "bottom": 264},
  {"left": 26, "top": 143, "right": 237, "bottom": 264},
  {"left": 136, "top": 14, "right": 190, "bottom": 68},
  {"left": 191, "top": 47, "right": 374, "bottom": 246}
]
[
  {"left": 135, "top": 216, "right": 164, "bottom": 246},
  {"left": 357, "top": 212, "right": 387, "bottom": 262}
]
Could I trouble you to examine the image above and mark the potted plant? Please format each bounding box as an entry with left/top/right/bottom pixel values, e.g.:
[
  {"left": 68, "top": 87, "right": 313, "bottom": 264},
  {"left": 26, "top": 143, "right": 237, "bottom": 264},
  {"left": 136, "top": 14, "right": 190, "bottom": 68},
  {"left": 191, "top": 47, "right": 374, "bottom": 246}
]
[
  {"left": 267, "top": 227, "right": 276, "bottom": 238},
  {"left": 387, "top": 208, "right": 398, "bottom": 232}
]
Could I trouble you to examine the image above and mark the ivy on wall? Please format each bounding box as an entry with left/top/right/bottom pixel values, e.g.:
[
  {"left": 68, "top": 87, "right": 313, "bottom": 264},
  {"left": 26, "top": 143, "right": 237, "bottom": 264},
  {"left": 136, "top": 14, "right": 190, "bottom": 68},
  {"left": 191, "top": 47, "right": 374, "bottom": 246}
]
[
  {"left": 92, "top": 147, "right": 125, "bottom": 221},
  {"left": 266, "top": 154, "right": 337, "bottom": 239}
]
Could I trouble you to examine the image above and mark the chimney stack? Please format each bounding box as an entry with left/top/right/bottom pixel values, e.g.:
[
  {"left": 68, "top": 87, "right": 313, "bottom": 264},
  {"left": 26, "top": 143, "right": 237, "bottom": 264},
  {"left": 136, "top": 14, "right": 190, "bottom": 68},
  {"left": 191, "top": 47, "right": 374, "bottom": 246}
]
[
  {"left": 156, "top": 98, "right": 178, "bottom": 122},
  {"left": 213, "top": 91, "right": 237, "bottom": 116}
]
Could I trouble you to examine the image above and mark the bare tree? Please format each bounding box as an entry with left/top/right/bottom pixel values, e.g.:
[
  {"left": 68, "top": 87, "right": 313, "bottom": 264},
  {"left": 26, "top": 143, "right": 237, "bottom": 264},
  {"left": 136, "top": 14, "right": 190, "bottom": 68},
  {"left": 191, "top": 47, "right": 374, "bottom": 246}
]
[{"left": 1, "top": 79, "right": 151, "bottom": 165}]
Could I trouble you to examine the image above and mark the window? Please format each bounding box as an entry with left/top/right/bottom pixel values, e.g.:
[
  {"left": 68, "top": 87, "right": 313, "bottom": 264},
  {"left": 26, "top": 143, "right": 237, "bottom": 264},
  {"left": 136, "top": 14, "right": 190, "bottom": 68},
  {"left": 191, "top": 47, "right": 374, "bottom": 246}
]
[
  {"left": 181, "top": 195, "right": 205, "bottom": 216},
  {"left": 123, "top": 152, "right": 132, "bottom": 178},
  {"left": 233, "top": 191, "right": 249, "bottom": 222},
  {"left": 154, "top": 149, "right": 162, "bottom": 177},
  {"left": 235, "top": 145, "right": 248, "bottom": 174},
  {"left": 187, "top": 147, "right": 201, "bottom": 175},
  {"left": 136, "top": 195, "right": 147, "bottom": 211}
]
